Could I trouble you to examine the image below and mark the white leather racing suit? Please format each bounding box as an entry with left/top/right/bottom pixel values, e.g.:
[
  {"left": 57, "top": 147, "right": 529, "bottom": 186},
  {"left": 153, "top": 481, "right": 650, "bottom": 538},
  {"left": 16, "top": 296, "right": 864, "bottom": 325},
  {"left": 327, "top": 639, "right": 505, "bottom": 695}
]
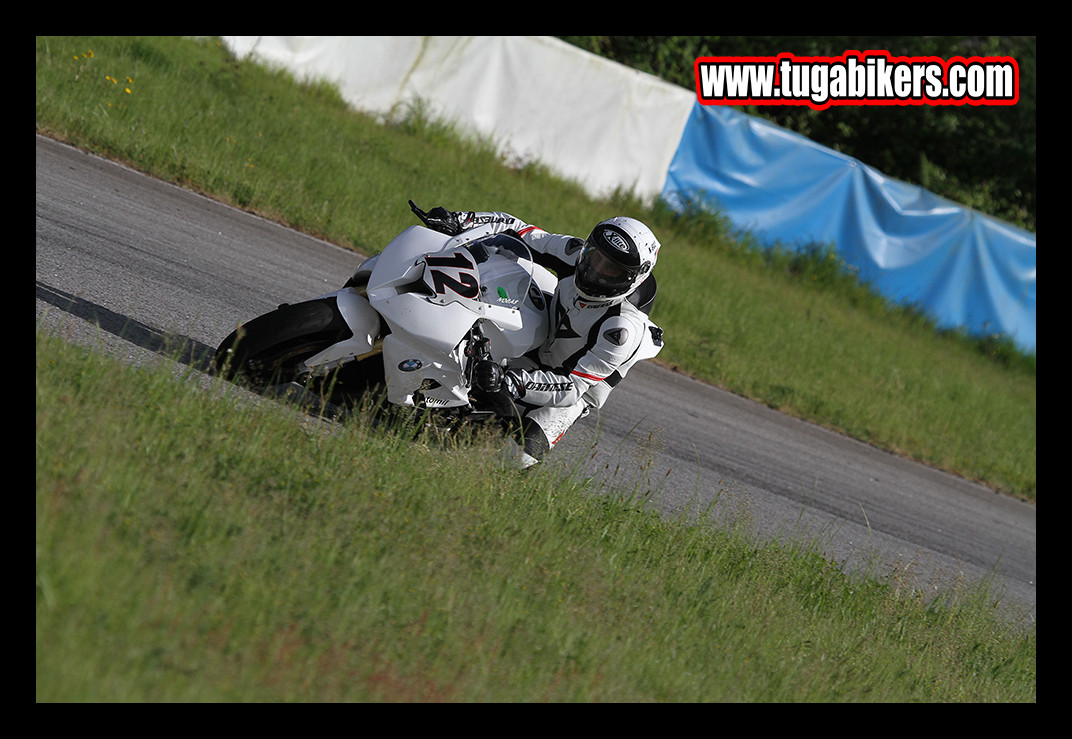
[{"left": 463, "top": 211, "right": 664, "bottom": 465}]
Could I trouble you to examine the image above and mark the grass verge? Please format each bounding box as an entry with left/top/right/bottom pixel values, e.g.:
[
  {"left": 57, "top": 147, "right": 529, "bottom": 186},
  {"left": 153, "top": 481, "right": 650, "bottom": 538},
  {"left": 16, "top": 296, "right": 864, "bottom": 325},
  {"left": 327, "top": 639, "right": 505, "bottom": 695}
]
[{"left": 36, "top": 332, "right": 1035, "bottom": 701}]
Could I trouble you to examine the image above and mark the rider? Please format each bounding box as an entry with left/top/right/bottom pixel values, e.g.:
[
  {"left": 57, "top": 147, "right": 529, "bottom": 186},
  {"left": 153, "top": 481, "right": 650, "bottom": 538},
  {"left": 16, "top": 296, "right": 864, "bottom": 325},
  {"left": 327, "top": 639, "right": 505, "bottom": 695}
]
[{"left": 412, "top": 203, "right": 664, "bottom": 468}]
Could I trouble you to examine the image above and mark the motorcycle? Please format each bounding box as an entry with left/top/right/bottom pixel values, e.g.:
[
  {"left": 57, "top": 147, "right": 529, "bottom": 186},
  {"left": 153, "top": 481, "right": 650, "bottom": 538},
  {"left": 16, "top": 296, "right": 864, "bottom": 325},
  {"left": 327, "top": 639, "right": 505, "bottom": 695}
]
[{"left": 212, "top": 202, "right": 558, "bottom": 427}]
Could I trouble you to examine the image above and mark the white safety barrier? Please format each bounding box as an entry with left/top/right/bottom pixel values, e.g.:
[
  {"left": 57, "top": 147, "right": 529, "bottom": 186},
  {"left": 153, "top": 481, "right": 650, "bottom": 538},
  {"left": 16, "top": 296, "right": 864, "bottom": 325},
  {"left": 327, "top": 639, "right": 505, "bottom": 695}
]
[{"left": 222, "top": 35, "right": 694, "bottom": 203}]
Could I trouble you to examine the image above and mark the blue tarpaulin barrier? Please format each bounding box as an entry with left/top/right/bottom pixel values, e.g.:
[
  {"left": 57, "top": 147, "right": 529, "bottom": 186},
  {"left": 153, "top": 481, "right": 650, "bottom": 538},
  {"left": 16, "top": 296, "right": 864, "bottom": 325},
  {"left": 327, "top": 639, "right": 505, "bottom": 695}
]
[{"left": 660, "top": 103, "right": 1036, "bottom": 354}]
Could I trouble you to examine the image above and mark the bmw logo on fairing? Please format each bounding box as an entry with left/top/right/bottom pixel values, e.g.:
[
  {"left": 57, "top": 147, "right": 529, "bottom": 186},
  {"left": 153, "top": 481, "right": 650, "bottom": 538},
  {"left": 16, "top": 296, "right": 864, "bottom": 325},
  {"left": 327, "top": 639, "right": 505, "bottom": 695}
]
[{"left": 398, "top": 358, "right": 423, "bottom": 372}]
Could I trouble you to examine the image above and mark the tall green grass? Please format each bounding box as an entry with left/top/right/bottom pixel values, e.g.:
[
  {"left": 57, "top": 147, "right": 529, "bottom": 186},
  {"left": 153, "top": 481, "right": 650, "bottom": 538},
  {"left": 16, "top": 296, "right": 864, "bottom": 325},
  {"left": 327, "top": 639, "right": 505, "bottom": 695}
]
[
  {"left": 36, "top": 332, "right": 1035, "bottom": 701},
  {"left": 34, "top": 36, "right": 1035, "bottom": 500}
]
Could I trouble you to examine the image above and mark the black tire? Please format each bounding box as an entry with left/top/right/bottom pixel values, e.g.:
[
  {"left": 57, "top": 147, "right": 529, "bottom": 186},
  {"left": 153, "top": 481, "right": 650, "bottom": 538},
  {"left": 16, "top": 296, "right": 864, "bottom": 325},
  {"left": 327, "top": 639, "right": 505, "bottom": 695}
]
[{"left": 212, "top": 299, "right": 352, "bottom": 389}]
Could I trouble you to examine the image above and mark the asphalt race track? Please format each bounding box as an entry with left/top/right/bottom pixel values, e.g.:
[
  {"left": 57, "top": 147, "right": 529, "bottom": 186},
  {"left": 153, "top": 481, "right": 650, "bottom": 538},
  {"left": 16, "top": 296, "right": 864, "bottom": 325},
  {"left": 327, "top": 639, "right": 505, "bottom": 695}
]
[{"left": 35, "top": 135, "right": 1036, "bottom": 622}]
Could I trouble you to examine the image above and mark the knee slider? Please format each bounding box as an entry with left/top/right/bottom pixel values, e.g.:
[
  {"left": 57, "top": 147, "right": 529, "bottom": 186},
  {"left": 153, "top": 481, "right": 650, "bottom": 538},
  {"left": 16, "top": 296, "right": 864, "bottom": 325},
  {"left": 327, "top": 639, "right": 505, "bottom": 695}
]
[{"left": 521, "top": 417, "right": 551, "bottom": 461}]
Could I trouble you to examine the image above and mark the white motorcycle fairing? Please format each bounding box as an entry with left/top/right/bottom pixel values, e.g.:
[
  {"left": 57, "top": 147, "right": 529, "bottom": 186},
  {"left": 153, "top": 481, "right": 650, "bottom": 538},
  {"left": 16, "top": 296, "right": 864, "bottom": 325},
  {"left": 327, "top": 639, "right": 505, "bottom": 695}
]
[
  {"left": 297, "top": 224, "right": 556, "bottom": 409},
  {"left": 297, "top": 286, "right": 381, "bottom": 372}
]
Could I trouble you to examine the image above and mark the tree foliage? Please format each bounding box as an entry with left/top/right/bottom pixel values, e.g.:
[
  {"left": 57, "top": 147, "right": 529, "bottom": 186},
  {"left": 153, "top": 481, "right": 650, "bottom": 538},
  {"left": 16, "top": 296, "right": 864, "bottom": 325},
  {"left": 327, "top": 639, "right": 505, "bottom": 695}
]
[{"left": 559, "top": 36, "right": 1035, "bottom": 232}]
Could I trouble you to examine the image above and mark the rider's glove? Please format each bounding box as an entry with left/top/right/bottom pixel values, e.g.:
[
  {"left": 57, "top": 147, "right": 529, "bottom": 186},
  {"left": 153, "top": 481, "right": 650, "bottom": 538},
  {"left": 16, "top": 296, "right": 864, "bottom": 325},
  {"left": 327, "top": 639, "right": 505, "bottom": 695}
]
[
  {"left": 409, "top": 200, "right": 474, "bottom": 236},
  {"left": 474, "top": 360, "right": 505, "bottom": 393},
  {"left": 474, "top": 360, "right": 521, "bottom": 399}
]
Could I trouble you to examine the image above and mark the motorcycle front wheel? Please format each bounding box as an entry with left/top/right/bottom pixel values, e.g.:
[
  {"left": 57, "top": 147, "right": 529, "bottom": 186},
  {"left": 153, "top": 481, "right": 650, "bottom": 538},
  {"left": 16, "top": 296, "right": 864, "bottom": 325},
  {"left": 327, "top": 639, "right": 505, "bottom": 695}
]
[{"left": 212, "top": 299, "right": 384, "bottom": 406}]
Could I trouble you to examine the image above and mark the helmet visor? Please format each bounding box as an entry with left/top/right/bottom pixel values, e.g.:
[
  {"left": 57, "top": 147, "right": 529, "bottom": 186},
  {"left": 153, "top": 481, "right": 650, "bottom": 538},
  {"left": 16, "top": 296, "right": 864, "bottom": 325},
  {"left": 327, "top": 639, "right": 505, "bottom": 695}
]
[{"left": 575, "top": 242, "right": 638, "bottom": 299}]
